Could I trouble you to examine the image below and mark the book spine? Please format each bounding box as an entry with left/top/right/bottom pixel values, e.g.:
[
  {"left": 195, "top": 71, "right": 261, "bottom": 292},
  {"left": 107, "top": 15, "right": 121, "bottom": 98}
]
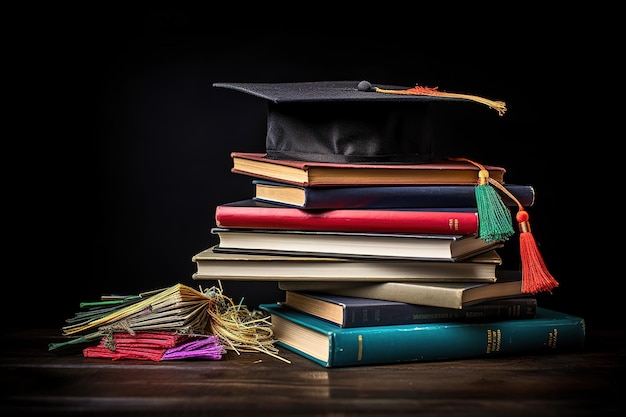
[
  {"left": 215, "top": 205, "right": 479, "bottom": 235},
  {"left": 339, "top": 298, "right": 537, "bottom": 327},
  {"left": 256, "top": 183, "right": 535, "bottom": 209}
]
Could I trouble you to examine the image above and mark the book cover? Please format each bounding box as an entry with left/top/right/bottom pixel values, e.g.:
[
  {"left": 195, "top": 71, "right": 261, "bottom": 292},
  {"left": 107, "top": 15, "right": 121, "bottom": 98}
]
[
  {"left": 192, "top": 246, "right": 502, "bottom": 282},
  {"left": 260, "top": 303, "right": 586, "bottom": 368},
  {"left": 215, "top": 199, "right": 481, "bottom": 235},
  {"left": 231, "top": 152, "right": 506, "bottom": 187},
  {"left": 282, "top": 291, "right": 538, "bottom": 327},
  {"left": 211, "top": 228, "right": 503, "bottom": 262},
  {"left": 277, "top": 271, "right": 526, "bottom": 310},
  {"left": 253, "top": 179, "right": 535, "bottom": 209}
]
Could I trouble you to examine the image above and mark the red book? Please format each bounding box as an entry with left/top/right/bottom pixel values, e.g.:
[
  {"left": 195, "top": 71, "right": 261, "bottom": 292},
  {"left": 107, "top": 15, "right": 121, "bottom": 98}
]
[{"left": 215, "top": 199, "right": 480, "bottom": 235}]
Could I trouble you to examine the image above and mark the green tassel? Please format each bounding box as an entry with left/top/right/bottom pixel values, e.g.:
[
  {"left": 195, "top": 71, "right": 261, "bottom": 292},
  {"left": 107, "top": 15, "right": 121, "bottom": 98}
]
[{"left": 475, "top": 171, "right": 515, "bottom": 242}]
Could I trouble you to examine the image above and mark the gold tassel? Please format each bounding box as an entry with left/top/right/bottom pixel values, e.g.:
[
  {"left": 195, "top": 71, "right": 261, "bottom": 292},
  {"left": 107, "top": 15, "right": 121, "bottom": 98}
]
[{"left": 357, "top": 80, "right": 507, "bottom": 116}]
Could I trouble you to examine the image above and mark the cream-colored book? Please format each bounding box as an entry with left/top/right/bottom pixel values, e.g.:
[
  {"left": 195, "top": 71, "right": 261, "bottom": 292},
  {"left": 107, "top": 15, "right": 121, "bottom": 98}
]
[
  {"left": 210, "top": 228, "right": 503, "bottom": 262},
  {"left": 277, "top": 271, "right": 524, "bottom": 310},
  {"left": 192, "top": 245, "right": 502, "bottom": 282}
]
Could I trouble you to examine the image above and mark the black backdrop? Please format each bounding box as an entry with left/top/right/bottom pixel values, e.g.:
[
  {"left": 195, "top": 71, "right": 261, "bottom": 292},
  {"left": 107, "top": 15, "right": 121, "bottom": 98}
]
[{"left": 8, "top": 8, "right": 614, "bottom": 332}]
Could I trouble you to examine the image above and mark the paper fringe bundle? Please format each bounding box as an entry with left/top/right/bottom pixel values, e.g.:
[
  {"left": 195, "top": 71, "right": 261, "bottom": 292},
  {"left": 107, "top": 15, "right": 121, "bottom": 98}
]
[
  {"left": 83, "top": 332, "right": 225, "bottom": 361},
  {"left": 58, "top": 283, "right": 213, "bottom": 336},
  {"left": 162, "top": 336, "right": 225, "bottom": 360},
  {"left": 50, "top": 283, "right": 290, "bottom": 363}
]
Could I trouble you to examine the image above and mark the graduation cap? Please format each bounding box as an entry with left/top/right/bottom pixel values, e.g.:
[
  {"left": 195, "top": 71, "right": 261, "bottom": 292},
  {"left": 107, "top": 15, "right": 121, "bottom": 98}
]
[
  {"left": 213, "top": 80, "right": 557, "bottom": 294},
  {"left": 212, "top": 80, "right": 507, "bottom": 164}
]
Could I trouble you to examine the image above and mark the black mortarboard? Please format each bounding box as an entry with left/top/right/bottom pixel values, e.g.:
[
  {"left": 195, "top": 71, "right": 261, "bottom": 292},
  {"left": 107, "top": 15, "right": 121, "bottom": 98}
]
[{"left": 213, "top": 80, "right": 507, "bottom": 164}]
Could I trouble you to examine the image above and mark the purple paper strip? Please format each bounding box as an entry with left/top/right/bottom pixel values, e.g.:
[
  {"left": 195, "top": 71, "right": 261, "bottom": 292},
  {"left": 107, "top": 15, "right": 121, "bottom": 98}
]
[{"left": 161, "top": 335, "right": 225, "bottom": 360}]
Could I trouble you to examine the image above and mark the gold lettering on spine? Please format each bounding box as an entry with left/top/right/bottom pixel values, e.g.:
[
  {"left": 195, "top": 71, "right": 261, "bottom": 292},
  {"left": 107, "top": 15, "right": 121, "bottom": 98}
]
[
  {"left": 448, "top": 218, "right": 459, "bottom": 231},
  {"left": 547, "top": 328, "right": 558, "bottom": 348},
  {"left": 357, "top": 335, "right": 363, "bottom": 361},
  {"left": 485, "top": 328, "right": 502, "bottom": 353},
  {"left": 495, "top": 329, "right": 501, "bottom": 351}
]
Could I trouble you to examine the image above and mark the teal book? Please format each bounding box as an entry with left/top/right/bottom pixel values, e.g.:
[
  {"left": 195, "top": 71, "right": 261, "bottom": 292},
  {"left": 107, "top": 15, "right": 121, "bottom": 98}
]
[{"left": 260, "top": 303, "right": 586, "bottom": 368}]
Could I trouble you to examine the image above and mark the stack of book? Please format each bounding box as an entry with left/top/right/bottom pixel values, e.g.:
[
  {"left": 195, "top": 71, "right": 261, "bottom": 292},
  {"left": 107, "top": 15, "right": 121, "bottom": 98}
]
[
  {"left": 192, "top": 80, "right": 583, "bottom": 367},
  {"left": 191, "top": 152, "right": 586, "bottom": 368}
]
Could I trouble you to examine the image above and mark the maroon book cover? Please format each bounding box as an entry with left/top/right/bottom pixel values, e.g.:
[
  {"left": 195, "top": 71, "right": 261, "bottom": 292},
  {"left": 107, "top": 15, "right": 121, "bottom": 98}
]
[{"left": 230, "top": 152, "right": 506, "bottom": 187}]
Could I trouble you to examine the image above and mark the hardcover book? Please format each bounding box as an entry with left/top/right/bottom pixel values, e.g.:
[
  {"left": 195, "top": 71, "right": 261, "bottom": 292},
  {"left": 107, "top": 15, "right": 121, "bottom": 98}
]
[
  {"left": 253, "top": 179, "right": 535, "bottom": 209},
  {"left": 282, "top": 291, "right": 538, "bottom": 327},
  {"left": 191, "top": 246, "right": 502, "bottom": 282},
  {"left": 277, "top": 271, "right": 527, "bottom": 310},
  {"left": 215, "top": 199, "right": 482, "bottom": 235},
  {"left": 211, "top": 228, "right": 503, "bottom": 262},
  {"left": 260, "top": 303, "right": 586, "bottom": 368},
  {"left": 231, "top": 152, "right": 506, "bottom": 187}
]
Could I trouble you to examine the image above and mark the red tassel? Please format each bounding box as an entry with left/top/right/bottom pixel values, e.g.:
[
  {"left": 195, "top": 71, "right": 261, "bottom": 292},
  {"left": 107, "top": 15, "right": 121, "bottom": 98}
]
[
  {"left": 516, "top": 211, "right": 559, "bottom": 294},
  {"left": 485, "top": 178, "right": 558, "bottom": 294}
]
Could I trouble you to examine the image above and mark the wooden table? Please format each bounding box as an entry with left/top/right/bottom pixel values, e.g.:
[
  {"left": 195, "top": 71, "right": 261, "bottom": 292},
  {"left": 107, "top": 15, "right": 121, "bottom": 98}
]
[{"left": 1, "top": 327, "right": 624, "bottom": 416}]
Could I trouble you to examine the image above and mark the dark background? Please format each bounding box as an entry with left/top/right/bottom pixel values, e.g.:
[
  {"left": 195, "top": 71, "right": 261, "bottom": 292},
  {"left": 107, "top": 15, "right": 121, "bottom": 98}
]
[{"left": 7, "top": 8, "right": 616, "bottom": 332}]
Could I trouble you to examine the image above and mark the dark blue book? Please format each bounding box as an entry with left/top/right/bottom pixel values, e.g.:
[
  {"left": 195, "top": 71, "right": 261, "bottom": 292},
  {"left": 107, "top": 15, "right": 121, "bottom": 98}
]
[
  {"left": 282, "top": 291, "right": 538, "bottom": 328},
  {"left": 260, "top": 303, "right": 586, "bottom": 368},
  {"left": 253, "top": 179, "right": 535, "bottom": 209}
]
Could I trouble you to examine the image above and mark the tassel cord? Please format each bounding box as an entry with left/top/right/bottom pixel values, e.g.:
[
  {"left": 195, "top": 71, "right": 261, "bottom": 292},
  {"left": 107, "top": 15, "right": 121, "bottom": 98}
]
[
  {"left": 374, "top": 86, "right": 507, "bottom": 116},
  {"left": 487, "top": 177, "right": 524, "bottom": 212}
]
